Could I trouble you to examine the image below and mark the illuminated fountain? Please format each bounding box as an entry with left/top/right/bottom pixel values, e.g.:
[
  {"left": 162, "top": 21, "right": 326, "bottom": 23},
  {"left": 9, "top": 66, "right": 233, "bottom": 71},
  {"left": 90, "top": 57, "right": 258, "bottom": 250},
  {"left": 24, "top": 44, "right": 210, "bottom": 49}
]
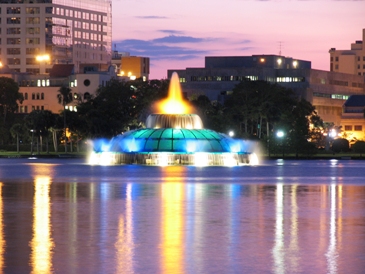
[{"left": 89, "top": 72, "right": 258, "bottom": 166}]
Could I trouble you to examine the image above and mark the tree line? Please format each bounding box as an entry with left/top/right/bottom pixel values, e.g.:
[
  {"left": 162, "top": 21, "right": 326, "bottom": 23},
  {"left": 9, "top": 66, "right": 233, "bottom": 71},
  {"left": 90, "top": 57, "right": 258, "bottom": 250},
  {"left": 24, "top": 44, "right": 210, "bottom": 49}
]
[{"left": 0, "top": 75, "right": 356, "bottom": 156}]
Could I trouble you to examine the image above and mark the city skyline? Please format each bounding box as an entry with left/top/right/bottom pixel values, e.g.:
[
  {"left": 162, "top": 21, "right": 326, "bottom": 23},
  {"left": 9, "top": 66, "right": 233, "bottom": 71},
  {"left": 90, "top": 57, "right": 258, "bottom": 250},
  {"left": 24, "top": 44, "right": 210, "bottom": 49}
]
[{"left": 112, "top": 0, "right": 365, "bottom": 79}]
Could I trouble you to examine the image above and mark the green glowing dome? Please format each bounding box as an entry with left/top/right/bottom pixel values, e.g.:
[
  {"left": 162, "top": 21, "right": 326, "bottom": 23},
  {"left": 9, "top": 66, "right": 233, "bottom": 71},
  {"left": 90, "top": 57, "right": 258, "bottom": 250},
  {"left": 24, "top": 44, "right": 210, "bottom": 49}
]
[{"left": 113, "top": 127, "right": 241, "bottom": 153}]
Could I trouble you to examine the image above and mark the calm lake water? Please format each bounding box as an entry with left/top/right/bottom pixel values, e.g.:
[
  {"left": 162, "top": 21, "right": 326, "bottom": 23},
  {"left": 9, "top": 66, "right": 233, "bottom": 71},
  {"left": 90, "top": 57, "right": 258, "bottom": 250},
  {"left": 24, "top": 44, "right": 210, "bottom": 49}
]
[{"left": 0, "top": 158, "right": 365, "bottom": 273}]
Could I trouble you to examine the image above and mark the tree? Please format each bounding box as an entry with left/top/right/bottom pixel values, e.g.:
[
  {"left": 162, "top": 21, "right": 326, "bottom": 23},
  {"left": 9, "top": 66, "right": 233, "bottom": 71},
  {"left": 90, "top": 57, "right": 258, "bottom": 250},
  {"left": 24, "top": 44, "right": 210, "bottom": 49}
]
[
  {"left": 25, "top": 110, "right": 56, "bottom": 154},
  {"left": 77, "top": 78, "right": 169, "bottom": 139},
  {"left": 57, "top": 85, "right": 73, "bottom": 152},
  {"left": 0, "top": 77, "right": 23, "bottom": 125},
  {"left": 332, "top": 138, "right": 350, "bottom": 153},
  {"left": 224, "top": 80, "right": 295, "bottom": 139},
  {"left": 352, "top": 140, "right": 365, "bottom": 157},
  {"left": 190, "top": 95, "right": 227, "bottom": 132},
  {"left": 284, "top": 99, "right": 323, "bottom": 157},
  {"left": 10, "top": 123, "right": 25, "bottom": 153}
]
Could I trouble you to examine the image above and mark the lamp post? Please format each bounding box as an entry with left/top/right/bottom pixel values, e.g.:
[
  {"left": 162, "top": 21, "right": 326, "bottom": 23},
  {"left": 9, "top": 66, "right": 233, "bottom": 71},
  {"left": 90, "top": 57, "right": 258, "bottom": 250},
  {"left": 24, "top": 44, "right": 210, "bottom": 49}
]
[
  {"left": 276, "top": 130, "right": 285, "bottom": 158},
  {"left": 30, "top": 129, "right": 34, "bottom": 155},
  {"left": 36, "top": 54, "right": 50, "bottom": 74}
]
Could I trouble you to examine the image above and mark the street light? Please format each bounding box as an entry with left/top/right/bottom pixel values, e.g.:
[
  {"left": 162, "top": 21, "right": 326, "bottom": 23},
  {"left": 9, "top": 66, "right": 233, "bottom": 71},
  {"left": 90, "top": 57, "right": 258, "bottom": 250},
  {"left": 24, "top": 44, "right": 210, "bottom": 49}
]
[
  {"left": 30, "top": 129, "right": 35, "bottom": 155},
  {"left": 228, "top": 130, "right": 234, "bottom": 137},
  {"left": 36, "top": 54, "right": 50, "bottom": 74},
  {"left": 276, "top": 130, "right": 285, "bottom": 158}
]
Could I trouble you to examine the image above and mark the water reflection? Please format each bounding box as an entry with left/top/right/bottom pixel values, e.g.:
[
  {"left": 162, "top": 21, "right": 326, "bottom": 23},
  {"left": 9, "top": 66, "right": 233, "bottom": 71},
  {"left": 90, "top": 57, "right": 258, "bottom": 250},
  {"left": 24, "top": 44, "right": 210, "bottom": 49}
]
[
  {"left": 0, "top": 161, "right": 364, "bottom": 273},
  {"left": 30, "top": 176, "right": 53, "bottom": 274},
  {"left": 0, "top": 183, "right": 4, "bottom": 273},
  {"left": 115, "top": 184, "right": 134, "bottom": 273},
  {"left": 326, "top": 183, "right": 338, "bottom": 274},
  {"left": 161, "top": 169, "right": 184, "bottom": 274}
]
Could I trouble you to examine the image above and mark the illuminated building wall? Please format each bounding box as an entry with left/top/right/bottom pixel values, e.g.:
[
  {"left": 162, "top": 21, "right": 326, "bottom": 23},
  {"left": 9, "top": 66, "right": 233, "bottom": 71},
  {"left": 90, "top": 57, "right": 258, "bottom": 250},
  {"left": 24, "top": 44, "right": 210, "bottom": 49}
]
[
  {"left": 119, "top": 56, "right": 150, "bottom": 81},
  {"left": 0, "top": 0, "right": 112, "bottom": 74}
]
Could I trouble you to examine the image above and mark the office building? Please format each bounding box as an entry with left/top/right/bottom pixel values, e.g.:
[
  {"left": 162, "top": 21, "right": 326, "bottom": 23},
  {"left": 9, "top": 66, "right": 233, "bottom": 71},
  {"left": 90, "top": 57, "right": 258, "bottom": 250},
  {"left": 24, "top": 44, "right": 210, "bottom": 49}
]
[
  {"left": 0, "top": 0, "right": 112, "bottom": 74},
  {"left": 329, "top": 29, "right": 365, "bottom": 75}
]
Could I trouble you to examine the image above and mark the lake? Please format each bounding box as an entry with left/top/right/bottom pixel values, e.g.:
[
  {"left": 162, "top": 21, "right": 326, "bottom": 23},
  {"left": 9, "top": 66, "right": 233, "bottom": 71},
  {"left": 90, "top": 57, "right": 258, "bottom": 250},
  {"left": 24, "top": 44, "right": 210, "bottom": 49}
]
[{"left": 1, "top": 158, "right": 365, "bottom": 273}]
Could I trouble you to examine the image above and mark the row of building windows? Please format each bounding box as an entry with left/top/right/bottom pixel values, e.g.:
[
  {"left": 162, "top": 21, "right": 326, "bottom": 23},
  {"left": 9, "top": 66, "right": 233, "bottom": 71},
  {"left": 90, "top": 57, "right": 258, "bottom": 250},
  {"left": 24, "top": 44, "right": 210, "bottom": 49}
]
[
  {"left": 313, "top": 92, "right": 349, "bottom": 100},
  {"left": 6, "top": 38, "right": 41, "bottom": 44},
  {"left": 5, "top": 48, "right": 46, "bottom": 55},
  {"left": 331, "top": 56, "right": 365, "bottom": 62},
  {"left": 20, "top": 92, "right": 45, "bottom": 100},
  {"left": 191, "top": 75, "right": 259, "bottom": 82},
  {"left": 189, "top": 75, "right": 305, "bottom": 83},
  {"left": 344, "top": 125, "right": 363, "bottom": 131},
  {"left": 54, "top": 8, "right": 105, "bottom": 22},
  {"left": 329, "top": 79, "right": 349, "bottom": 87},
  {"left": 0, "top": 1, "right": 52, "bottom": 4},
  {"left": 18, "top": 105, "right": 45, "bottom": 114},
  {"left": 276, "top": 77, "right": 305, "bottom": 83}
]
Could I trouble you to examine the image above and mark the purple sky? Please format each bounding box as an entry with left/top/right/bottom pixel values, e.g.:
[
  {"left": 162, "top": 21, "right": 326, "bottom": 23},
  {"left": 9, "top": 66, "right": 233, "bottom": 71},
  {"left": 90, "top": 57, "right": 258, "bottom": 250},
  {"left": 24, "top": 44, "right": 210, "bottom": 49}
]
[{"left": 112, "top": 0, "right": 365, "bottom": 79}]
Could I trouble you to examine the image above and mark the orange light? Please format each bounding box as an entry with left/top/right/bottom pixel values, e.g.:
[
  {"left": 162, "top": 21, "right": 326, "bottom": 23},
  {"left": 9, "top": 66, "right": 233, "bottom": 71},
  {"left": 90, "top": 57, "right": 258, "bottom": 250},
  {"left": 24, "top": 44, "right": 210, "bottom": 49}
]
[
  {"left": 156, "top": 72, "right": 191, "bottom": 114},
  {"left": 260, "top": 58, "right": 265, "bottom": 63}
]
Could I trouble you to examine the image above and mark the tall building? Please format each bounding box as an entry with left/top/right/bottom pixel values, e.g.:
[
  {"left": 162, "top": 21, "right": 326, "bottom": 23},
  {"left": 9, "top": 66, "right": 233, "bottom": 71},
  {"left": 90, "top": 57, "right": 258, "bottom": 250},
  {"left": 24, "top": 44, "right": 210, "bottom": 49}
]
[
  {"left": 0, "top": 0, "right": 112, "bottom": 74},
  {"left": 329, "top": 29, "right": 365, "bottom": 76}
]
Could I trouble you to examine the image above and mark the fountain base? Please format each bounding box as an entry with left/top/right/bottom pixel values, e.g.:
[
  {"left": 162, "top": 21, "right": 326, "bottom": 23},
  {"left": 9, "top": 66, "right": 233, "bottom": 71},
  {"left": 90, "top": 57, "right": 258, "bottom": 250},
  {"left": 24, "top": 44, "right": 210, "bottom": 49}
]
[{"left": 89, "top": 151, "right": 254, "bottom": 166}]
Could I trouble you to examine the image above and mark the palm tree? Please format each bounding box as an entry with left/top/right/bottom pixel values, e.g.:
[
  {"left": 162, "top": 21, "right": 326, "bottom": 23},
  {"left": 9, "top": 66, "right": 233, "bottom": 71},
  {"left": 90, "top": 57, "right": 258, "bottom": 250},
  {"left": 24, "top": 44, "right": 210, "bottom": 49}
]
[
  {"left": 57, "top": 85, "right": 73, "bottom": 152},
  {"left": 10, "top": 123, "right": 24, "bottom": 153}
]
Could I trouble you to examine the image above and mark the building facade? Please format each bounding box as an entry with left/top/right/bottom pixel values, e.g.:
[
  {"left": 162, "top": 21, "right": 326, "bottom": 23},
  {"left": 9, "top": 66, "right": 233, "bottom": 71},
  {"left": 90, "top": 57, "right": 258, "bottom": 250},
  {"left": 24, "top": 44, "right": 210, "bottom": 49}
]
[
  {"left": 341, "top": 95, "right": 365, "bottom": 142},
  {"left": 0, "top": 64, "right": 117, "bottom": 114},
  {"left": 329, "top": 29, "right": 365, "bottom": 76},
  {"left": 168, "top": 55, "right": 365, "bottom": 126},
  {"left": 111, "top": 51, "right": 150, "bottom": 81},
  {"left": 0, "top": 0, "right": 112, "bottom": 74}
]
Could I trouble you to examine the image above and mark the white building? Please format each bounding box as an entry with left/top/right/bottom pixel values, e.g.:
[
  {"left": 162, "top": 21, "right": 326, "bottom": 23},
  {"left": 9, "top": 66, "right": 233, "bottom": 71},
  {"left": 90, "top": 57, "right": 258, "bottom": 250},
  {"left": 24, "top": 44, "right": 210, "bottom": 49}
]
[
  {"left": 0, "top": 0, "right": 112, "bottom": 74},
  {"left": 329, "top": 29, "right": 365, "bottom": 76}
]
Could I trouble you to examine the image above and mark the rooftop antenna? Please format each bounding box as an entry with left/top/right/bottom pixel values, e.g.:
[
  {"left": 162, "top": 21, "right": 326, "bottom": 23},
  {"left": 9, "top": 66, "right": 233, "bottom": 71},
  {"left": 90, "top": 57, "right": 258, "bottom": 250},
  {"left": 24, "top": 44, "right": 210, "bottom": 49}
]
[{"left": 278, "top": 41, "right": 283, "bottom": 56}]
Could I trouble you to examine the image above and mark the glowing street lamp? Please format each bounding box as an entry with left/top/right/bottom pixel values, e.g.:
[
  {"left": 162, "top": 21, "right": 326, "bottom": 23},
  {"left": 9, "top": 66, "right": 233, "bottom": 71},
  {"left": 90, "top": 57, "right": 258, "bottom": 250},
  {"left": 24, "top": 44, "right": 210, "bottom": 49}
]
[
  {"left": 276, "top": 130, "right": 284, "bottom": 138},
  {"left": 36, "top": 54, "right": 50, "bottom": 74},
  {"left": 276, "top": 130, "right": 285, "bottom": 158},
  {"left": 228, "top": 130, "right": 234, "bottom": 137}
]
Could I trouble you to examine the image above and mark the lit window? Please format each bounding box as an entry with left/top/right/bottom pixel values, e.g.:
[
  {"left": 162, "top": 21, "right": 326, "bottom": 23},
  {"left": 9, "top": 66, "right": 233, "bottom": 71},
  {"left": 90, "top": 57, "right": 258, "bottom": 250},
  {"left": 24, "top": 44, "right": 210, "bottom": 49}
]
[{"left": 293, "top": 61, "right": 298, "bottom": 68}]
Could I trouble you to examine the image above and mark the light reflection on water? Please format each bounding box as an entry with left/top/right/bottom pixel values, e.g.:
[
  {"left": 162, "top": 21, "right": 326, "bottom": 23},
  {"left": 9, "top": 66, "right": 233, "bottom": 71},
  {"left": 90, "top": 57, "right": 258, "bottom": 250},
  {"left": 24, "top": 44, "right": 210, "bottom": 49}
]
[{"left": 0, "top": 159, "right": 365, "bottom": 273}]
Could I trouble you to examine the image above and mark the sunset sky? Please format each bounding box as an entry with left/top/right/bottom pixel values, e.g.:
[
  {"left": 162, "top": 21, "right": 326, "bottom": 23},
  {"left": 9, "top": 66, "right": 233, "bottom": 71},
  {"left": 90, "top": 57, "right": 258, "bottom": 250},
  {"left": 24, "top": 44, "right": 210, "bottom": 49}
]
[{"left": 112, "top": 0, "right": 365, "bottom": 79}]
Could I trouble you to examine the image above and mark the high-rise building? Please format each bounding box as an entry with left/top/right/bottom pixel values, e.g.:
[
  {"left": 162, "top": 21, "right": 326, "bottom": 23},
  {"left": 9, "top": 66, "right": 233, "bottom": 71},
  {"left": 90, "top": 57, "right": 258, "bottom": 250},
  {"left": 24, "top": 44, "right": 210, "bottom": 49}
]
[
  {"left": 0, "top": 0, "right": 112, "bottom": 74},
  {"left": 329, "top": 29, "right": 365, "bottom": 76}
]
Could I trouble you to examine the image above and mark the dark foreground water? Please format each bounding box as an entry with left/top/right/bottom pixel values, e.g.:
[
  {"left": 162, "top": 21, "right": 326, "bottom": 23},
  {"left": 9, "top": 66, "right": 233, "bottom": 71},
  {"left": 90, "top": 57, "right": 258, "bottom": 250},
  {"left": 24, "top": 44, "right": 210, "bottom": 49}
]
[{"left": 0, "top": 158, "right": 364, "bottom": 273}]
